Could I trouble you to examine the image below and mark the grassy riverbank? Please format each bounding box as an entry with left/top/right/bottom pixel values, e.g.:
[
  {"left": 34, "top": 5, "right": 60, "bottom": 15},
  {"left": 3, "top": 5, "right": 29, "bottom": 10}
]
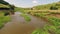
[
  {"left": 31, "top": 11, "right": 60, "bottom": 34},
  {"left": 0, "top": 12, "right": 11, "bottom": 29}
]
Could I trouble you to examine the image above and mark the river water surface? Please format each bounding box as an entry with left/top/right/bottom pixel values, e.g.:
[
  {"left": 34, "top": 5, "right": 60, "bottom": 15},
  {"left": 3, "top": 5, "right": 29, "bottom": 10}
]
[{"left": 0, "top": 12, "right": 47, "bottom": 34}]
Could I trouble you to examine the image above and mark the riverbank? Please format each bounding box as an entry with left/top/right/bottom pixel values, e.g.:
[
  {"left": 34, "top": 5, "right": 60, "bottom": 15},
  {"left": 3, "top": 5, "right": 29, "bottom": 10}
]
[{"left": 0, "top": 12, "right": 47, "bottom": 34}]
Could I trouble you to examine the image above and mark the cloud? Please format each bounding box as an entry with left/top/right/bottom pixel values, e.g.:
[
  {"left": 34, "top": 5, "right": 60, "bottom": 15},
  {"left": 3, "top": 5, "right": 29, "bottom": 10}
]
[{"left": 32, "top": 0, "right": 38, "bottom": 4}]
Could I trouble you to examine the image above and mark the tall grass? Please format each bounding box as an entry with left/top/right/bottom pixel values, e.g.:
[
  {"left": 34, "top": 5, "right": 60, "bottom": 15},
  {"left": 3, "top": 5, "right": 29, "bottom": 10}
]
[{"left": 0, "top": 12, "right": 11, "bottom": 29}]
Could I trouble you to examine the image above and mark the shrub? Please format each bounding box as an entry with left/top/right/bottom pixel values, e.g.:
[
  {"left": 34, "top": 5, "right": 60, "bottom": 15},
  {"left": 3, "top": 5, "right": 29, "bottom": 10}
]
[{"left": 50, "top": 6, "right": 58, "bottom": 10}]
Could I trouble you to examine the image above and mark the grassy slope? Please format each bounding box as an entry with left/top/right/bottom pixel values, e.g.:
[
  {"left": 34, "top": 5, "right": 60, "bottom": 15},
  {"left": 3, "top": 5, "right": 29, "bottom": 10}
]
[
  {"left": 31, "top": 11, "right": 60, "bottom": 34},
  {"left": 33, "top": 2, "right": 60, "bottom": 10},
  {"left": 0, "top": 4, "right": 10, "bottom": 8}
]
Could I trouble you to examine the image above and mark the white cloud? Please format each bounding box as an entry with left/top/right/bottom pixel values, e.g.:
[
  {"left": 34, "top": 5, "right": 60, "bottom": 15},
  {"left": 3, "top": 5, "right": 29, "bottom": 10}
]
[{"left": 32, "top": 0, "right": 38, "bottom": 4}]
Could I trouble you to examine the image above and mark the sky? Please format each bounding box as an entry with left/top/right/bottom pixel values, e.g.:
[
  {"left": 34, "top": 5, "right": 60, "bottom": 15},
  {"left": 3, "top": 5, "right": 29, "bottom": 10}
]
[{"left": 4, "top": 0, "right": 60, "bottom": 8}]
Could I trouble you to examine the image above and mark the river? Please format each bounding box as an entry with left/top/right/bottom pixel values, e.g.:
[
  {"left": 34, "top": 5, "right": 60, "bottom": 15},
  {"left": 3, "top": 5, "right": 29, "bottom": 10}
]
[{"left": 0, "top": 12, "right": 47, "bottom": 34}]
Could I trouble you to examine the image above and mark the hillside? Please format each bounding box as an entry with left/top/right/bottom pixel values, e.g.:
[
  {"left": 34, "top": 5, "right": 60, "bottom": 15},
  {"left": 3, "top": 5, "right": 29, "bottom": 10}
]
[
  {"left": 33, "top": 2, "right": 60, "bottom": 10},
  {"left": 0, "top": 4, "right": 10, "bottom": 8},
  {"left": 0, "top": 0, "right": 11, "bottom": 8}
]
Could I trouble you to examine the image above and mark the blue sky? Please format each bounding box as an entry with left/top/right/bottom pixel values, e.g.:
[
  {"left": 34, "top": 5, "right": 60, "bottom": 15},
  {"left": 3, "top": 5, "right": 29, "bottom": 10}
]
[{"left": 4, "top": 0, "right": 60, "bottom": 8}]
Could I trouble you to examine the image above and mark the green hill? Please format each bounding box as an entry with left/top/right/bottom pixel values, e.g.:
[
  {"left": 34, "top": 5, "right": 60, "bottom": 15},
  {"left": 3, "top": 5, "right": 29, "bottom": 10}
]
[
  {"left": 0, "top": 4, "right": 10, "bottom": 8},
  {"left": 33, "top": 2, "right": 60, "bottom": 10},
  {"left": 0, "top": 0, "right": 10, "bottom": 8}
]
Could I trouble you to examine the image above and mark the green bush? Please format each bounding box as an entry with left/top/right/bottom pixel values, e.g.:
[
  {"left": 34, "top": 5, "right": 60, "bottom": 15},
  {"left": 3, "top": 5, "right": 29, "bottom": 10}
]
[{"left": 50, "top": 6, "right": 58, "bottom": 10}]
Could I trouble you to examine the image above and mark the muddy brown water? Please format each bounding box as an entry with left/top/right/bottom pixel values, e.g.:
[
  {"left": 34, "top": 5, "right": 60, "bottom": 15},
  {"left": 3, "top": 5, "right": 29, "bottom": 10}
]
[{"left": 0, "top": 12, "right": 47, "bottom": 34}]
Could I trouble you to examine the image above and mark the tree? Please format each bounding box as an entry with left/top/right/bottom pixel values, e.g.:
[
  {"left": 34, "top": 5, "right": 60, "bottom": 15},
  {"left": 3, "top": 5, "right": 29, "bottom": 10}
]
[{"left": 0, "top": 0, "right": 9, "bottom": 5}]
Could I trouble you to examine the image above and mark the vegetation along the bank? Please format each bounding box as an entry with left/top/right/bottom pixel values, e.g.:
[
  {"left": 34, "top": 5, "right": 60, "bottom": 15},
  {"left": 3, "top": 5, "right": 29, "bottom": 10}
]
[
  {"left": 31, "top": 11, "right": 60, "bottom": 34},
  {"left": 0, "top": 12, "right": 11, "bottom": 29}
]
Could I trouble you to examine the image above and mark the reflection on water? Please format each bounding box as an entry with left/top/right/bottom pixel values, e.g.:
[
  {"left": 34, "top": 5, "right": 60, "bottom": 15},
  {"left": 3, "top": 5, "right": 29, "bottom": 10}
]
[{"left": 0, "top": 12, "right": 46, "bottom": 34}]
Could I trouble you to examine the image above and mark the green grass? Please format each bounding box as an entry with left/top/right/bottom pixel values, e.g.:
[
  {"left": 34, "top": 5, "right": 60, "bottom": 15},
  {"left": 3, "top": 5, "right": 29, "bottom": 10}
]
[
  {"left": 20, "top": 13, "right": 31, "bottom": 22},
  {"left": 32, "top": 28, "right": 50, "bottom": 34},
  {"left": 0, "top": 12, "right": 11, "bottom": 29},
  {"left": 47, "top": 16, "right": 60, "bottom": 26},
  {"left": 31, "top": 12, "right": 60, "bottom": 34}
]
